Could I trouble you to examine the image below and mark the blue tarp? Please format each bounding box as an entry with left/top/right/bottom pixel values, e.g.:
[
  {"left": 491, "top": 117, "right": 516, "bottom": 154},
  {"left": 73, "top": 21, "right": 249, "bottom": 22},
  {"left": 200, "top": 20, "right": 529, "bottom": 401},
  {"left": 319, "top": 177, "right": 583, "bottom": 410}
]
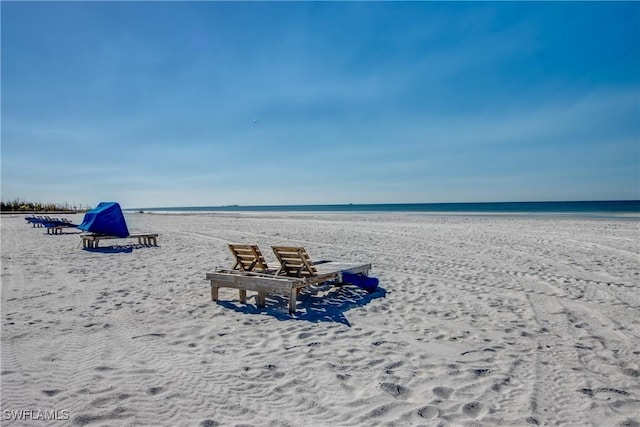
[
  {"left": 77, "top": 202, "right": 129, "bottom": 237},
  {"left": 342, "top": 272, "right": 379, "bottom": 293}
]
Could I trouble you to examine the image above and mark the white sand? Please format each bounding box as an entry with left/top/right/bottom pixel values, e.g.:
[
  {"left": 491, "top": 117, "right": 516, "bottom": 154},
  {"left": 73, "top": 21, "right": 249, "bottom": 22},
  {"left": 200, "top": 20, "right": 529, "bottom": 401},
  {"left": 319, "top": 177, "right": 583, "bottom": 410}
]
[{"left": 1, "top": 212, "right": 639, "bottom": 426}]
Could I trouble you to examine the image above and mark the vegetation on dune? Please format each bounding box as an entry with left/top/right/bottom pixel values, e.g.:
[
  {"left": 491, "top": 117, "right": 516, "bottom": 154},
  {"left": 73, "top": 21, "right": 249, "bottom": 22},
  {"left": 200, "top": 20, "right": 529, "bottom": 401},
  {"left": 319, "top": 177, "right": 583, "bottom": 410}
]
[{"left": 0, "top": 198, "right": 91, "bottom": 213}]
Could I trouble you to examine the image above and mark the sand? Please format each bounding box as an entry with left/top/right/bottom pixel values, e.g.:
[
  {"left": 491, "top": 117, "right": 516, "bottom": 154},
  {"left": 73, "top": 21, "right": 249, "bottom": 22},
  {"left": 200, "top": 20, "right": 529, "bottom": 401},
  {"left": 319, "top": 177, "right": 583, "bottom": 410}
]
[{"left": 1, "top": 212, "right": 639, "bottom": 426}]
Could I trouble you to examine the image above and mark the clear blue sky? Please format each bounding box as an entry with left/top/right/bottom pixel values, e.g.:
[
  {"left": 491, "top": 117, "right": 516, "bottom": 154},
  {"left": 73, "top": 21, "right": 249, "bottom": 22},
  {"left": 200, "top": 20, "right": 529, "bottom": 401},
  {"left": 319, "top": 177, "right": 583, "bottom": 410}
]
[{"left": 2, "top": 2, "right": 639, "bottom": 208}]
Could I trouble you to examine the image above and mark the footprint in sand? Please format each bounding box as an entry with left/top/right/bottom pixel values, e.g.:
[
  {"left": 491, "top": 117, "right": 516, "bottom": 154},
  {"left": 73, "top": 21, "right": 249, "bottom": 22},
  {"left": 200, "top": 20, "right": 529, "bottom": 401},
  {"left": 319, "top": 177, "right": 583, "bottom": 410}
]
[
  {"left": 609, "top": 398, "right": 640, "bottom": 418},
  {"left": 380, "top": 382, "right": 410, "bottom": 398},
  {"left": 432, "top": 386, "right": 453, "bottom": 399},
  {"left": 147, "top": 386, "right": 164, "bottom": 396},
  {"left": 417, "top": 405, "right": 440, "bottom": 420},
  {"left": 462, "top": 401, "right": 487, "bottom": 418}
]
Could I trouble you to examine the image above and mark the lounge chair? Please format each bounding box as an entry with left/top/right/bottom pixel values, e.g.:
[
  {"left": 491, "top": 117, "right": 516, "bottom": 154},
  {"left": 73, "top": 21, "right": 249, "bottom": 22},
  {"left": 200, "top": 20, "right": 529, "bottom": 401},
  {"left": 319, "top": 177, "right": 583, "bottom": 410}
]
[
  {"left": 26, "top": 216, "right": 71, "bottom": 228},
  {"left": 45, "top": 220, "right": 78, "bottom": 234},
  {"left": 271, "top": 245, "right": 379, "bottom": 293},
  {"left": 25, "top": 216, "right": 78, "bottom": 233},
  {"left": 25, "top": 215, "right": 46, "bottom": 226},
  {"left": 229, "top": 244, "right": 271, "bottom": 272},
  {"left": 206, "top": 245, "right": 377, "bottom": 314},
  {"left": 225, "top": 244, "right": 273, "bottom": 304},
  {"left": 271, "top": 246, "right": 317, "bottom": 277}
]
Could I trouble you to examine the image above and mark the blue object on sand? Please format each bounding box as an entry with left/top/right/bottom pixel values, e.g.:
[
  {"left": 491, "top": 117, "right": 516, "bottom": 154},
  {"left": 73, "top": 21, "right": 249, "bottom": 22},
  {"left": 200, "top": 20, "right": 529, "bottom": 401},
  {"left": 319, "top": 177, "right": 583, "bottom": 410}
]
[
  {"left": 342, "top": 272, "right": 379, "bottom": 293},
  {"left": 77, "top": 202, "right": 129, "bottom": 237},
  {"left": 25, "top": 216, "right": 77, "bottom": 228}
]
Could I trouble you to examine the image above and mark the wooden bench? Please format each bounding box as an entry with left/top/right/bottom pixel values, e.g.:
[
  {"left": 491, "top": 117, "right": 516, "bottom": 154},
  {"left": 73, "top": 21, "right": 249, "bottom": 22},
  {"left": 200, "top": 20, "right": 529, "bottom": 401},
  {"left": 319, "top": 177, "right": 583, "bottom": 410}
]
[
  {"left": 82, "top": 233, "right": 158, "bottom": 248},
  {"left": 206, "top": 261, "right": 372, "bottom": 314}
]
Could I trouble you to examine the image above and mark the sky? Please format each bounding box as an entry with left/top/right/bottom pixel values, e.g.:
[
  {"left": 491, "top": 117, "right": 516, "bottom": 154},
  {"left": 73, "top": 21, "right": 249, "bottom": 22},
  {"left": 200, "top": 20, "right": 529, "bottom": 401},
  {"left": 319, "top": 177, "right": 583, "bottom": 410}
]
[{"left": 1, "top": 2, "right": 639, "bottom": 209}]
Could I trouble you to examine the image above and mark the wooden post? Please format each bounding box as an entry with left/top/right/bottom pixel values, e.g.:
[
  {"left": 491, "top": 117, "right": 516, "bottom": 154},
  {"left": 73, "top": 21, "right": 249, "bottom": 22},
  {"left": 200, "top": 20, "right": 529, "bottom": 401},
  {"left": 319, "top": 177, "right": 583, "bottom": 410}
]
[
  {"left": 289, "top": 288, "right": 297, "bottom": 314},
  {"left": 211, "top": 283, "right": 219, "bottom": 301},
  {"left": 257, "top": 292, "right": 266, "bottom": 308},
  {"left": 239, "top": 290, "right": 247, "bottom": 304}
]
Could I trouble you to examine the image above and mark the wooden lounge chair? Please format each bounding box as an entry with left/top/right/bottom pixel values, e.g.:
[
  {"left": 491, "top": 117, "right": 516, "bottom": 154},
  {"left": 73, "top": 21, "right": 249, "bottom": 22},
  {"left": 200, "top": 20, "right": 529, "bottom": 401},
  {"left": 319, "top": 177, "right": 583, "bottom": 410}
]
[
  {"left": 229, "top": 244, "right": 270, "bottom": 272},
  {"left": 271, "top": 246, "right": 317, "bottom": 277},
  {"left": 226, "top": 244, "right": 273, "bottom": 304},
  {"left": 206, "top": 245, "right": 375, "bottom": 314},
  {"left": 271, "top": 245, "right": 378, "bottom": 292}
]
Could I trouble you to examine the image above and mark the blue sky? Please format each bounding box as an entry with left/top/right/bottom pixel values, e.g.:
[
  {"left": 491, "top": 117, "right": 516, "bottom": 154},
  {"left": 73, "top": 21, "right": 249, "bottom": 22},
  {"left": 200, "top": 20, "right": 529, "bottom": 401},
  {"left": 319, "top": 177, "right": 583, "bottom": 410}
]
[{"left": 2, "top": 2, "right": 639, "bottom": 208}]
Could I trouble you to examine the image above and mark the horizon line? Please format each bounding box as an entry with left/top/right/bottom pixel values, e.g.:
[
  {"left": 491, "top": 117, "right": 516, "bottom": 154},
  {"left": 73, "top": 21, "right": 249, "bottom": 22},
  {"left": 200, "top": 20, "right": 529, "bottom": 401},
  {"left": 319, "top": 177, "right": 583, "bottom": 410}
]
[{"left": 126, "top": 199, "right": 640, "bottom": 211}]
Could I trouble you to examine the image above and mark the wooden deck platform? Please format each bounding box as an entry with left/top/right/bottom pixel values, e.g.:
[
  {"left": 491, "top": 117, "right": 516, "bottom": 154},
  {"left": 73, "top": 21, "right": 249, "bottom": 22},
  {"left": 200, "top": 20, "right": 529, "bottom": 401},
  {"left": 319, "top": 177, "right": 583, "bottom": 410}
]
[
  {"left": 81, "top": 233, "right": 159, "bottom": 248},
  {"left": 206, "top": 261, "right": 371, "bottom": 314}
]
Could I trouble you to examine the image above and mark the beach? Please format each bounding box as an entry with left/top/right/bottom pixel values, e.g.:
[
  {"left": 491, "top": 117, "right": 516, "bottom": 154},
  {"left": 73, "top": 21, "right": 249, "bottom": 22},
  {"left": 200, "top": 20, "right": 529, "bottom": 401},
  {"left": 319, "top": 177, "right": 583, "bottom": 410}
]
[{"left": 1, "top": 212, "right": 639, "bottom": 426}]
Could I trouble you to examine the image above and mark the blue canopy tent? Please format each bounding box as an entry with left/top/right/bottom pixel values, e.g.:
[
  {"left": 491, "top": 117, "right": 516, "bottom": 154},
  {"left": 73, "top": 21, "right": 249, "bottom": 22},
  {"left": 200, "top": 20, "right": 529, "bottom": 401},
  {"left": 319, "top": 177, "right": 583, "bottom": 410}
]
[{"left": 77, "top": 202, "right": 129, "bottom": 237}]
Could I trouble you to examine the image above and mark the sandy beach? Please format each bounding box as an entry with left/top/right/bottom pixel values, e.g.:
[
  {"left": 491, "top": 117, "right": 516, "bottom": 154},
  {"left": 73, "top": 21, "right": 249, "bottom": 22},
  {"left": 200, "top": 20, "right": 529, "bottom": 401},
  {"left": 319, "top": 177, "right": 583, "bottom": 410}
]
[{"left": 1, "top": 212, "right": 639, "bottom": 426}]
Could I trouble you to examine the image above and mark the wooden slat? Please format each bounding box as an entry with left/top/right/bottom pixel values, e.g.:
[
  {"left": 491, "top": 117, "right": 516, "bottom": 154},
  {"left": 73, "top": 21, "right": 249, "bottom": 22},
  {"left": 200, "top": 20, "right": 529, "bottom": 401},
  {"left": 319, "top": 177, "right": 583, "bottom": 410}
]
[{"left": 206, "top": 272, "right": 299, "bottom": 295}]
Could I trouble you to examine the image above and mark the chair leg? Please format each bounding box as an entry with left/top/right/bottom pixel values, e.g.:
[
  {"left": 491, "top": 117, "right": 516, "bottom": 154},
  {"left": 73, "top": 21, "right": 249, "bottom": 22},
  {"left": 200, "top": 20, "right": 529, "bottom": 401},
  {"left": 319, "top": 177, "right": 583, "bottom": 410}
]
[
  {"left": 289, "top": 288, "right": 298, "bottom": 314},
  {"left": 257, "top": 292, "right": 266, "bottom": 308}
]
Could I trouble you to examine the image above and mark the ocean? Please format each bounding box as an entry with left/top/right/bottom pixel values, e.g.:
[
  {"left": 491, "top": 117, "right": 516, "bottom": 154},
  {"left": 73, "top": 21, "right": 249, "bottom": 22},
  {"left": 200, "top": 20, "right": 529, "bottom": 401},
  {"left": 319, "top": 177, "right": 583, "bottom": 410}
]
[{"left": 131, "top": 200, "right": 640, "bottom": 218}]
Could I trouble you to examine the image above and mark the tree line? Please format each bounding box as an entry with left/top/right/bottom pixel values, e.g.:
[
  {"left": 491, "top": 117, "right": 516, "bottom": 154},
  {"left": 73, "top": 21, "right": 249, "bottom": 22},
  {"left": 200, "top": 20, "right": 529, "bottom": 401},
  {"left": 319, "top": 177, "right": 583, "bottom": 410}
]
[{"left": 0, "top": 199, "right": 91, "bottom": 213}]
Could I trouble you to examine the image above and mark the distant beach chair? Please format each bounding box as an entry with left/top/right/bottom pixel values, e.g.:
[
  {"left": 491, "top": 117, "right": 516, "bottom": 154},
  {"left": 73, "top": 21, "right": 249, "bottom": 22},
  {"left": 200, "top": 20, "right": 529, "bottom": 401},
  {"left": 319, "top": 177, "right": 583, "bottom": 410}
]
[
  {"left": 206, "top": 244, "right": 378, "bottom": 314},
  {"left": 25, "top": 216, "right": 62, "bottom": 227},
  {"left": 44, "top": 218, "right": 78, "bottom": 234},
  {"left": 229, "top": 244, "right": 271, "bottom": 272},
  {"left": 25, "top": 215, "right": 44, "bottom": 226},
  {"left": 25, "top": 215, "right": 78, "bottom": 233}
]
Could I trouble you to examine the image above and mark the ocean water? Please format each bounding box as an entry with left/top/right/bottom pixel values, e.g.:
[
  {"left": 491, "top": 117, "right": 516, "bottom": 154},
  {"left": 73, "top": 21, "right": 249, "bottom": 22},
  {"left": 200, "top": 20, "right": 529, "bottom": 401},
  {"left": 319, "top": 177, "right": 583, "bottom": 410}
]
[{"left": 132, "top": 200, "right": 640, "bottom": 218}]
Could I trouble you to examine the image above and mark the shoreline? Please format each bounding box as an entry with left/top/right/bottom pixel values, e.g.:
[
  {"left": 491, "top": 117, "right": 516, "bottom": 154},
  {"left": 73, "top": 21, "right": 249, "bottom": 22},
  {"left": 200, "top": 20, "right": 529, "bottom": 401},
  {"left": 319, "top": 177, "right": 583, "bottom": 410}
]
[
  {"left": 126, "top": 199, "right": 640, "bottom": 214},
  {"left": 128, "top": 209, "right": 640, "bottom": 221}
]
